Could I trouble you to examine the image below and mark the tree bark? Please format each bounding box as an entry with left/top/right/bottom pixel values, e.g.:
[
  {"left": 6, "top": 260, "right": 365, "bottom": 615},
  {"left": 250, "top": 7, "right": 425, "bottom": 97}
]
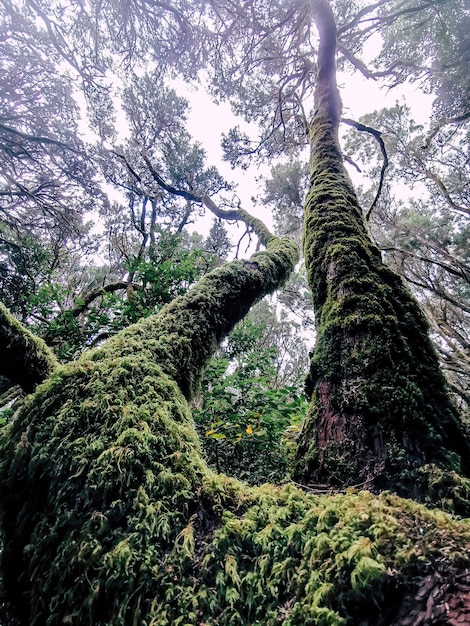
[{"left": 293, "top": 0, "right": 470, "bottom": 506}]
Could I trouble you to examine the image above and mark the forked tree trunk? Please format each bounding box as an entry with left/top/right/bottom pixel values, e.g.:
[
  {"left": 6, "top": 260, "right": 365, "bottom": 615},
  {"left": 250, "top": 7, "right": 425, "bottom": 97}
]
[{"left": 293, "top": 0, "right": 470, "bottom": 503}]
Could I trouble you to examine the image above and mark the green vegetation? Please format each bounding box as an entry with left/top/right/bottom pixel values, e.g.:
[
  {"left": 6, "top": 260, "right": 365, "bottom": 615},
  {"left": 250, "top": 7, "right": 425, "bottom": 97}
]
[
  {"left": 1, "top": 0, "right": 469, "bottom": 623},
  {"left": 2, "top": 345, "right": 469, "bottom": 625},
  {"left": 0, "top": 301, "right": 57, "bottom": 393}
]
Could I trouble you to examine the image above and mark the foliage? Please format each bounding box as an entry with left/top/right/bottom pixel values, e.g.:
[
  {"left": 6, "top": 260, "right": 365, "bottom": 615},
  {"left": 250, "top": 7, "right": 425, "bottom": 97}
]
[
  {"left": 257, "top": 160, "right": 309, "bottom": 243},
  {"left": 36, "top": 231, "right": 217, "bottom": 361},
  {"left": 194, "top": 309, "right": 308, "bottom": 484},
  {"left": 0, "top": 2, "right": 105, "bottom": 317}
]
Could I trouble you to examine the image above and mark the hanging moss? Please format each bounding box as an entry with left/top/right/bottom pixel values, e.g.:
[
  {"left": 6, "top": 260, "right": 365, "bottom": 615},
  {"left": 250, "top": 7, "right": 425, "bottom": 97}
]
[{"left": 0, "top": 301, "right": 57, "bottom": 392}]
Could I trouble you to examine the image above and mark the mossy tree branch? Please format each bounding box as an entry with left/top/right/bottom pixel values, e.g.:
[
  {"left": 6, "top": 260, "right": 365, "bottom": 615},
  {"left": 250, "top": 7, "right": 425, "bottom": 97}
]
[
  {"left": 0, "top": 301, "right": 57, "bottom": 393},
  {"left": 140, "top": 149, "right": 276, "bottom": 246}
]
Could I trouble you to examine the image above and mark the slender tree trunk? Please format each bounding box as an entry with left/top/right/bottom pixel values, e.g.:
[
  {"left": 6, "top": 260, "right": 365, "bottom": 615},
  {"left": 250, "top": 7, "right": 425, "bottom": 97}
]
[{"left": 293, "top": 0, "right": 470, "bottom": 507}]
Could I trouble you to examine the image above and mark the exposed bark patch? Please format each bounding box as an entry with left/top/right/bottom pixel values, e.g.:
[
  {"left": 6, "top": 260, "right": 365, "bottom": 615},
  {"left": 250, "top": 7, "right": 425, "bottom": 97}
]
[
  {"left": 316, "top": 380, "right": 347, "bottom": 472},
  {"left": 388, "top": 570, "right": 470, "bottom": 626}
]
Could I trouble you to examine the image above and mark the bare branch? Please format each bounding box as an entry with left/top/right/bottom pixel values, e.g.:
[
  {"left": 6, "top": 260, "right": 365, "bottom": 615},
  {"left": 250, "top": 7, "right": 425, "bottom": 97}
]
[
  {"left": 0, "top": 123, "right": 81, "bottom": 154},
  {"left": 421, "top": 111, "right": 470, "bottom": 149},
  {"left": 424, "top": 169, "right": 470, "bottom": 217},
  {"left": 381, "top": 245, "right": 470, "bottom": 283},
  {"left": 337, "top": 0, "right": 392, "bottom": 35},
  {"left": 138, "top": 150, "right": 276, "bottom": 246},
  {"left": 338, "top": 44, "right": 429, "bottom": 82},
  {"left": 342, "top": 118, "right": 389, "bottom": 219}
]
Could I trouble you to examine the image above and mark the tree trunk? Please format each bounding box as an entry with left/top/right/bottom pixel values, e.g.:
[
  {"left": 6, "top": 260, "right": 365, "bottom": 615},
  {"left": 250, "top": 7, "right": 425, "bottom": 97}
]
[
  {"left": 0, "top": 301, "right": 57, "bottom": 392},
  {"left": 0, "top": 236, "right": 299, "bottom": 625},
  {"left": 1, "top": 2, "right": 470, "bottom": 624},
  {"left": 293, "top": 0, "right": 470, "bottom": 508}
]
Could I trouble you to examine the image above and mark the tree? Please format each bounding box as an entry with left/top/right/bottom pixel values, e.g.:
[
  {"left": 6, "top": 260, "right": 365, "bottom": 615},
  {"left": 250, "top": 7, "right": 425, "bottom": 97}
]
[
  {"left": 1, "top": 0, "right": 470, "bottom": 624},
  {"left": 290, "top": 1, "right": 470, "bottom": 496},
  {"left": 194, "top": 300, "right": 308, "bottom": 484},
  {"left": 342, "top": 103, "right": 470, "bottom": 413},
  {"left": 0, "top": 1, "right": 105, "bottom": 318}
]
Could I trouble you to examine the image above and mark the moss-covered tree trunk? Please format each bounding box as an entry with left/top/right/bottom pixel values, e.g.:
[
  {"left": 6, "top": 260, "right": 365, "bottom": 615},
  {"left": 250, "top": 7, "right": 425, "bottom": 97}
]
[
  {"left": 293, "top": 0, "right": 470, "bottom": 504},
  {"left": 0, "top": 302, "right": 57, "bottom": 392},
  {"left": 0, "top": 235, "right": 301, "bottom": 625},
  {"left": 2, "top": 3, "right": 470, "bottom": 624},
  {"left": 2, "top": 236, "right": 470, "bottom": 625}
]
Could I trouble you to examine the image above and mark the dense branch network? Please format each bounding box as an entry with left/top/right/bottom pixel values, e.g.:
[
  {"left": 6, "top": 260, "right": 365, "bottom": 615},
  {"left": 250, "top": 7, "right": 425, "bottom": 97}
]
[{"left": 114, "top": 149, "right": 276, "bottom": 246}]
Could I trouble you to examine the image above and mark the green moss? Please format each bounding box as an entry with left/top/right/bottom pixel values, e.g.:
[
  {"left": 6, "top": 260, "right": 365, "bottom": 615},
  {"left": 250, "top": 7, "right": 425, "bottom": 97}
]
[
  {"left": 0, "top": 237, "right": 300, "bottom": 625},
  {"left": 1, "top": 227, "right": 469, "bottom": 623},
  {"left": 87, "top": 237, "right": 299, "bottom": 400},
  {"left": 1, "top": 347, "right": 470, "bottom": 624},
  {"left": 294, "top": 109, "right": 470, "bottom": 509},
  {"left": 0, "top": 301, "right": 57, "bottom": 392}
]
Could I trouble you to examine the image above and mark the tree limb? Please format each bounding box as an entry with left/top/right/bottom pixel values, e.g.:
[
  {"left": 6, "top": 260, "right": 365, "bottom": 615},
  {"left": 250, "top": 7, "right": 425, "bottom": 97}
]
[
  {"left": 421, "top": 111, "right": 470, "bottom": 149},
  {"left": 342, "top": 117, "right": 389, "bottom": 219},
  {"left": 424, "top": 169, "right": 470, "bottom": 217},
  {"left": 72, "top": 282, "right": 138, "bottom": 317},
  {"left": 0, "top": 123, "right": 81, "bottom": 154},
  {"left": 139, "top": 150, "right": 276, "bottom": 246},
  {"left": 0, "top": 301, "right": 57, "bottom": 393},
  {"left": 381, "top": 245, "right": 470, "bottom": 284}
]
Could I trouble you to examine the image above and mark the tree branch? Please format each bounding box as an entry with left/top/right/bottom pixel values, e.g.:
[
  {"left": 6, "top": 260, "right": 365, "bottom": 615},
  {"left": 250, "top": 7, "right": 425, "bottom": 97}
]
[
  {"left": 342, "top": 118, "right": 389, "bottom": 219},
  {"left": 0, "top": 302, "right": 57, "bottom": 393},
  {"left": 0, "top": 123, "right": 81, "bottom": 154},
  {"left": 139, "top": 150, "right": 276, "bottom": 246},
  {"left": 424, "top": 169, "right": 470, "bottom": 217},
  {"left": 72, "top": 282, "right": 138, "bottom": 317},
  {"left": 421, "top": 111, "right": 470, "bottom": 149}
]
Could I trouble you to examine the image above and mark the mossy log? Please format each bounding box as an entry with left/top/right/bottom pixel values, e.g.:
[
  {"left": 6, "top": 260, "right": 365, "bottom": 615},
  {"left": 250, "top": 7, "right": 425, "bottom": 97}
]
[{"left": 292, "top": 0, "right": 470, "bottom": 505}]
